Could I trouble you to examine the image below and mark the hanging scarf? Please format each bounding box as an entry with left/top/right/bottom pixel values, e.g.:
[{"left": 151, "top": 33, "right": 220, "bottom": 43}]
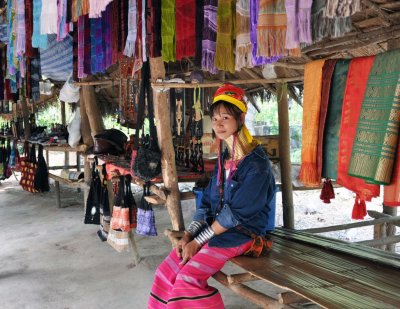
[
  {"left": 349, "top": 50, "right": 400, "bottom": 185},
  {"left": 32, "top": 0, "right": 48, "bottom": 49},
  {"left": 141, "top": 0, "right": 147, "bottom": 63},
  {"left": 66, "top": 0, "right": 72, "bottom": 22},
  {"left": 147, "top": 0, "right": 161, "bottom": 58},
  {"left": 40, "top": 0, "right": 58, "bottom": 34},
  {"left": 235, "top": 0, "right": 253, "bottom": 71},
  {"left": 338, "top": 56, "right": 380, "bottom": 206},
  {"left": 322, "top": 59, "right": 350, "bottom": 180},
  {"left": 298, "top": 0, "right": 312, "bottom": 43},
  {"left": 176, "top": 0, "right": 196, "bottom": 60},
  {"left": 102, "top": 4, "right": 112, "bottom": 69},
  {"left": 215, "top": 0, "right": 235, "bottom": 73},
  {"left": 311, "top": 0, "right": 352, "bottom": 42},
  {"left": 161, "top": 0, "right": 175, "bottom": 62},
  {"left": 384, "top": 138, "right": 400, "bottom": 207},
  {"left": 57, "top": 0, "right": 69, "bottom": 42},
  {"left": 72, "top": 21, "right": 78, "bottom": 81},
  {"left": 75, "top": 0, "right": 82, "bottom": 20},
  {"left": 0, "top": 48, "right": 4, "bottom": 100},
  {"left": 15, "top": 0, "right": 26, "bottom": 56},
  {"left": 90, "top": 17, "right": 105, "bottom": 74},
  {"left": 194, "top": 0, "right": 203, "bottom": 65},
  {"left": 82, "top": 0, "right": 90, "bottom": 15},
  {"left": 119, "top": 0, "right": 129, "bottom": 54},
  {"left": 25, "top": 0, "right": 37, "bottom": 58},
  {"left": 123, "top": 0, "right": 137, "bottom": 57},
  {"left": 111, "top": 0, "right": 120, "bottom": 63},
  {"left": 83, "top": 15, "right": 91, "bottom": 75},
  {"left": 133, "top": 0, "right": 143, "bottom": 72},
  {"left": 202, "top": 0, "right": 218, "bottom": 74},
  {"left": 325, "top": 0, "right": 361, "bottom": 18},
  {"left": 284, "top": 0, "right": 298, "bottom": 49},
  {"left": 30, "top": 55, "right": 41, "bottom": 101},
  {"left": 89, "top": 0, "right": 113, "bottom": 18},
  {"left": 26, "top": 57, "right": 32, "bottom": 99},
  {"left": 299, "top": 59, "right": 326, "bottom": 186},
  {"left": 316, "top": 59, "right": 337, "bottom": 180},
  {"left": 7, "top": 0, "right": 16, "bottom": 77},
  {"left": 77, "top": 15, "right": 87, "bottom": 78}
]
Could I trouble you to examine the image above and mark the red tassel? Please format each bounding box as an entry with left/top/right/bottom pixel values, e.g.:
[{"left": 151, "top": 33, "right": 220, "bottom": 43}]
[
  {"left": 351, "top": 194, "right": 367, "bottom": 220},
  {"left": 320, "top": 178, "right": 335, "bottom": 203}
]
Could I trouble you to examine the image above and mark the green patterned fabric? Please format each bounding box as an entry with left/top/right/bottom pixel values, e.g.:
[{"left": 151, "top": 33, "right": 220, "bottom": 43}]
[
  {"left": 322, "top": 59, "right": 350, "bottom": 180},
  {"left": 348, "top": 49, "right": 400, "bottom": 185}
]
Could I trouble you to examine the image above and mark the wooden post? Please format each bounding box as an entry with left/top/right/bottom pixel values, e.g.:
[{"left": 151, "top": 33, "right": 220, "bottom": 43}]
[
  {"left": 55, "top": 181, "right": 61, "bottom": 208},
  {"left": 150, "top": 57, "right": 185, "bottom": 232},
  {"left": 83, "top": 155, "right": 91, "bottom": 206},
  {"left": 383, "top": 205, "right": 397, "bottom": 252},
  {"left": 79, "top": 90, "right": 94, "bottom": 147},
  {"left": 60, "top": 101, "right": 69, "bottom": 168},
  {"left": 20, "top": 98, "right": 31, "bottom": 139},
  {"left": 81, "top": 79, "right": 105, "bottom": 138},
  {"left": 277, "top": 83, "right": 294, "bottom": 229},
  {"left": 373, "top": 222, "right": 387, "bottom": 251}
]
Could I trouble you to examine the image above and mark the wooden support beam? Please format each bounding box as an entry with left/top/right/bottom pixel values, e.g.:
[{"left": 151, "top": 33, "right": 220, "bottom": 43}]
[
  {"left": 150, "top": 57, "right": 185, "bottom": 232},
  {"left": 356, "top": 235, "right": 400, "bottom": 247},
  {"left": 278, "top": 292, "right": 309, "bottom": 305},
  {"left": 383, "top": 205, "right": 397, "bottom": 252},
  {"left": 373, "top": 222, "right": 387, "bottom": 250},
  {"left": 20, "top": 98, "right": 31, "bottom": 140},
  {"left": 355, "top": 11, "right": 400, "bottom": 29},
  {"left": 144, "top": 191, "right": 195, "bottom": 205},
  {"left": 212, "top": 271, "right": 282, "bottom": 308},
  {"left": 273, "top": 62, "right": 305, "bottom": 70},
  {"left": 128, "top": 231, "right": 142, "bottom": 266},
  {"left": 361, "top": 0, "right": 392, "bottom": 26},
  {"left": 277, "top": 84, "right": 294, "bottom": 229},
  {"left": 81, "top": 79, "right": 105, "bottom": 138},
  {"left": 227, "top": 273, "right": 259, "bottom": 285},
  {"left": 368, "top": 210, "right": 400, "bottom": 228},
  {"left": 79, "top": 89, "right": 94, "bottom": 147},
  {"left": 303, "top": 215, "right": 400, "bottom": 233}
]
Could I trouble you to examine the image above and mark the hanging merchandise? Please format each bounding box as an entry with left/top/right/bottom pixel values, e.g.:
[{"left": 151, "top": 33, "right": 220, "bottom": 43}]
[
  {"left": 125, "top": 174, "right": 137, "bottom": 229},
  {"left": 59, "top": 74, "right": 80, "bottom": 103},
  {"left": 84, "top": 156, "right": 101, "bottom": 225},
  {"left": 120, "top": 79, "right": 139, "bottom": 129},
  {"left": 97, "top": 164, "right": 111, "bottom": 241},
  {"left": 175, "top": 0, "right": 196, "bottom": 60},
  {"left": 325, "top": 0, "right": 361, "bottom": 18},
  {"left": 34, "top": 144, "right": 50, "bottom": 192},
  {"left": 235, "top": 0, "right": 253, "bottom": 71},
  {"left": 299, "top": 59, "right": 326, "bottom": 187},
  {"left": 132, "top": 62, "right": 162, "bottom": 181},
  {"left": 348, "top": 49, "right": 400, "bottom": 185},
  {"left": 202, "top": 0, "right": 218, "bottom": 74},
  {"left": 110, "top": 175, "right": 131, "bottom": 232},
  {"left": 67, "top": 107, "right": 82, "bottom": 148},
  {"left": 123, "top": 0, "right": 138, "bottom": 57},
  {"left": 161, "top": 0, "right": 176, "bottom": 62},
  {"left": 136, "top": 182, "right": 157, "bottom": 236},
  {"left": 215, "top": 0, "right": 235, "bottom": 73},
  {"left": 19, "top": 143, "right": 38, "bottom": 193}
]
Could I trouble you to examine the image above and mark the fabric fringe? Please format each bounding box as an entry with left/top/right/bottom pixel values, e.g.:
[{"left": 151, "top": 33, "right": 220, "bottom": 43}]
[
  {"left": 299, "top": 162, "right": 320, "bottom": 187},
  {"left": 320, "top": 178, "right": 335, "bottom": 203},
  {"left": 202, "top": 48, "right": 218, "bottom": 74},
  {"left": 298, "top": 7, "right": 312, "bottom": 43},
  {"left": 215, "top": 0, "right": 235, "bottom": 73},
  {"left": 176, "top": 38, "right": 196, "bottom": 61},
  {"left": 257, "top": 27, "right": 287, "bottom": 59},
  {"left": 235, "top": 41, "right": 253, "bottom": 71},
  {"left": 351, "top": 194, "right": 367, "bottom": 220}
]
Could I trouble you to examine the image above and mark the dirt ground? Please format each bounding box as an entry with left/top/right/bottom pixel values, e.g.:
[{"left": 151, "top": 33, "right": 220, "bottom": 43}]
[{"left": 0, "top": 152, "right": 398, "bottom": 308}]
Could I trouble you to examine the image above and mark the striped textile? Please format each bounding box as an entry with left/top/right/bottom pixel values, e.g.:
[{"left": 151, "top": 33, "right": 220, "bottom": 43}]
[
  {"left": 148, "top": 241, "right": 252, "bottom": 308},
  {"left": 77, "top": 15, "right": 87, "bottom": 78},
  {"left": 348, "top": 50, "right": 400, "bottom": 185},
  {"left": 40, "top": 34, "right": 72, "bottom": 81},
  {"left": 201, "top": 0, "right": 218, "bottom": 74},
  {"left": 90, "top": 17, "right": 105, "bottom": 74}
]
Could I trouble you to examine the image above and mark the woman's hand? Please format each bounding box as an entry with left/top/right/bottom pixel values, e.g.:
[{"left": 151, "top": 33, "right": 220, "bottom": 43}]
[
  {"left": 180, "top": 240, "right": 201, "bottom": 265},
  {"left": 176, "top": 231, "right": 192, "bottom": 258}
]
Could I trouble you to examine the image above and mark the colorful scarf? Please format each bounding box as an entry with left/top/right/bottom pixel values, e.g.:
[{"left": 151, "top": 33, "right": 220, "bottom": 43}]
[
  {"left": 15, "top": 0, "right": 26, "bottom": 56},
  {"left": 194, "top": 0, "right": 204, "bottom": 65},
  {"left": 40, "top": 0, "right": 58, "bottom": 34},
  {"left": 7, "top": 0, "right": 16, "bottom": 77},
  {"left": 147, "top": 0, "right": 161, "bottom": 58},
  {"left": 299, "top": 59, "right": 326, "bottom": 186},
  {"left": 325, "top": 0, "right": 361, "bottom": 18},
  {"left": 83, "top": 15, "right": 91, "bottom": 75},
  {"left": 30, "top": 54, "right": 41, "bottom": 101},
  {"left": 77, "top": 15, "right": 87, "bottom": 78},
  {"left": 337, "top": 56, "right": 379, "bottom": 201},
  {"left": 257, "top": 0, "right": 287, "bottom": 59},
  {"left": 322, "top": 59, "right": 350, "bottom": 180},
  {"left": 215, "top": 0, "right": 235, "bottom": 73},
  {"left": 82, "top": 0, "right": 90, "bottom": 15},
  {"left": 123, "top": 0, "right": 137, "bottom": 57},
  {"left": 102, "top": 4, "right": 112, "bottom": 69},
  {"left": 32, "top": 0, "right": 48, "bottom": 49},
  {"left": 384, "top": 138, "right": 400, "bottom": 207},
  {"left": 133, "top": 0, "right": 143, "bottom": 72},
  {"left": 284, "top": 0, "right": 298, "bottom": 49},
  {"left": 235, "top": 0, "right": 253, "bottom": 71},
  {"left": 161, "top": 0, "right": 175, "bottom": 62},
  {"left": 75, "top": 0, "right": 82, "bottom": 20},
  {"left": 317, "top": 59, "right": 337, "bottom": 180},
  {"left": 311, "top": 0, "right": 352, "bottom": 42},
  {"left": 202, "top": 0, "right": 218, "bottom": 74},
  {"left": 120, "top": 0, "right": 129, "bottom": 54},
  {"left": 349, "top": 50, "right": 400, "bottom": 185},
  {"left": 141, "top": 0, "right": 147, "bottom": 63},
  {"left": 57, "top": 0, "right": 69, "bottom": 42},
  {"left": 298, "top": 0, "right": 312, "bottom": 43},
  {"left": 176, "top": 0, "right": 196, "bottom": 60},
  {"left": 25, "top": 0, "right": 36, "bottom": 58},
  {"left": 90, "top": 17, "right": 105, "bottom": 74},
  {"left": 89, "top": 0, "right": 113, "bottom": 18},
  {"left": 111, "top": 0, "right": 120, "bottom": 63}
]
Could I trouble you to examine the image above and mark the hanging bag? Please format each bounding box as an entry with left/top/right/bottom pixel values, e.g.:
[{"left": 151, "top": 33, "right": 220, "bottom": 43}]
[
  {"left": 132, "top": 61, "right": 162, "bottom": 181},
  {"left": 110, "top": 175, "right": 131, "bottom": 232},
  {"left": 124, "top": 174, "right": 137, "bottom": 229},
  {"left": 34, "top": 145, "right": 50, "bottom": 192},
  {"left": 20, "top": 143, "right": 38, "bottom": 193},
  {"left": 97, "top": 164, "right": 111, "bottom": 241},
  {"left": 136, "top": 182, "right": 158, "bottom": 236},
  {"left": 84, "top": 157, "right": 101, "bottom": 225}
]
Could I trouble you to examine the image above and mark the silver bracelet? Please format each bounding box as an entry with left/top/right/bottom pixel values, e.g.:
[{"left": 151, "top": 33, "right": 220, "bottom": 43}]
[
  {"left": 194, "top": 226, "right": 215, "bottom": 246},
  {"left": 186, "top": 221, "right": 206, "bottom": 237}
]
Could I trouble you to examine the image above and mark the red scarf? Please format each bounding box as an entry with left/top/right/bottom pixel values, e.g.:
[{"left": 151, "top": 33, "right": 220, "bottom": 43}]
[{"left": 175, "top": 0, "right": 196, "bottom": 60}]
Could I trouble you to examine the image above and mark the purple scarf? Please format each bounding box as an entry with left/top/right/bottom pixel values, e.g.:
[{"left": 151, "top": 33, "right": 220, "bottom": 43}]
[
  {"left": 201, "top": 0, "right": 218, "bottom": 74},
  {"left": 90, "top": 17, "right": 104, "bottom": 74},
  {"left": 298, "top": 0, "right": 312, "bottom": 43},
  {"left": 102, "top": 4, "right": 112, "bottom": 69},
  {"left": 285, "top": 0, "right": 298, "bottom": 49}
]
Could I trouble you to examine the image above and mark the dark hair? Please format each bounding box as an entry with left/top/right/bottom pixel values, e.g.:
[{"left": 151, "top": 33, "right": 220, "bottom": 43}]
[{"left": 209, "top": 100, "right": 244, "bottom": 138}]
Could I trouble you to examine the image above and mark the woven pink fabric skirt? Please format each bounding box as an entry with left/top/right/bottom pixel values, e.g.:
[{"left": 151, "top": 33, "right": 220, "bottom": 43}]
[{"left": 148, "top": 241, "right": 252, "bottom": 308}]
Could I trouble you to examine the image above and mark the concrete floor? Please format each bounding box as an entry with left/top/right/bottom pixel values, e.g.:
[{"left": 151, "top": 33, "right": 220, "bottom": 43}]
[{"left": 0, "top": 178, "right": 289, "bottom": 309}]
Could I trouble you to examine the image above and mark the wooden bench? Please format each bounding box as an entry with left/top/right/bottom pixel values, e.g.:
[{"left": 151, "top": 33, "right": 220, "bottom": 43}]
[
  {"left": 48, "top": 173, "right": 87, "bottom": 208},
  {"left": 212, "top": 228, "right": 400, "bottom": 309}
]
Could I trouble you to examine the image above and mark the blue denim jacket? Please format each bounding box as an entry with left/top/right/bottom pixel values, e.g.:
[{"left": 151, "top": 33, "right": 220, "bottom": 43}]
[{"left": 193, "top": 145, "right": 276, "bottom": 248}]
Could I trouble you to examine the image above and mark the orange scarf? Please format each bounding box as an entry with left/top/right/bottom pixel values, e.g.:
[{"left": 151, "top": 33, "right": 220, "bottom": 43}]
[{"left": 299, "top": 59, "right": 326, "bottom": 186}]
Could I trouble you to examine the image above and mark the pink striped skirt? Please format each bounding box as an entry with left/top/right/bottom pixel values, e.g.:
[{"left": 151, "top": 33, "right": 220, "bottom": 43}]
[{"left": 148, "top": 241, "right": 252, "bottom": 308}]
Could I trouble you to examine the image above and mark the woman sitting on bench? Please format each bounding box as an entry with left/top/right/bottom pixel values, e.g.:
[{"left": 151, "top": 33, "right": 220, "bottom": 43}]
[{"left": 148, "top": 84, "right": 277, "bottom": 309}]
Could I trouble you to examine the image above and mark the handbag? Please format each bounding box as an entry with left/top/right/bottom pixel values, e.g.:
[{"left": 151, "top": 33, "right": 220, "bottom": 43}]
[
  {"left": 124, "top": 174, "right": 137, "bottom": 229},
  {"left": 34, "top": 145, "right": 50, "bottom": 192},
  {"left": 107, "top": 228, "right": 129, "bottom": 252},
  {"left": 20, "top": 143, "right": 38, "bottom": 193},
  {"left": 110, "top": 175, "right": 131, "bottom": 232},
  {"left": 136, "top": 182, "right": 157, "bottom": 236},
  {"left": 97, "top": 164, "right": 111, "bottom": 242},
  {"left": 132, "top": 61, "right": 162, "bottom": 181},
  {"left": 84, "top": 157, "right": 101, "bottom": 225}
]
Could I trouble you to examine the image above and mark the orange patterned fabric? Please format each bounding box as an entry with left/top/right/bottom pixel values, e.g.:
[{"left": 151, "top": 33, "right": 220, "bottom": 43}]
[
  {"left": 299, "top": 59, "right": 326, "bottom": 186},
  {"left": 337, "top": 56, "right": 379, "bottom": 201}
]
